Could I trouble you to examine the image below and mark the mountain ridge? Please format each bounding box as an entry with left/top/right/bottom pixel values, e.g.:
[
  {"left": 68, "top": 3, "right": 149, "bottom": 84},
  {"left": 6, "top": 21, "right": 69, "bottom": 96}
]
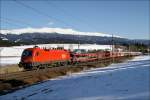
[
  {"left": 0, "top": 27, "right": 149, "bottom": 47},
  {"left": 0, "top": 27, "right": 120, "bottom": 38}
]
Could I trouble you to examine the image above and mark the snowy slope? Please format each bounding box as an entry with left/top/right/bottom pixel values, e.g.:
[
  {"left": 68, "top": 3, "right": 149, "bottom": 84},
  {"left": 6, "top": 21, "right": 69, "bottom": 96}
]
[
  {"left": 0, "top": 56, "right": 150, "bottom": 100},
  {"left": 0, "top": 27, "right": 120, "bottom": 37}
]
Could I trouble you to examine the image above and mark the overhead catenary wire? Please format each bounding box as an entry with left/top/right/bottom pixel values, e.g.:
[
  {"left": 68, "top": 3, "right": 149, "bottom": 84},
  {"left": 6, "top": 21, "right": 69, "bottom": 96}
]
[
  {"left": 45, "top": 1, "right": 98, "bottom": 49},
  {"left": 45, "top": 1, "right": 109, "bottom": 49},
  {"left": 11, "top": 0, "right": 82, "bottom": 49},
  {"left": 2, "top": 0, "right": 102, "bottom": 33},
  {"left": 1, "top": 0, "right": 114, "bottom": 49},
  {"left": 1, "top": 17, "right": 34, "bottom": 28},
  {"left": 1, "top": 0, "right": 81, "bottom": 48},
  {"left": 45, "top": 1, "right": 100, "bottom": 31},
  {"left": 0, "top": 18, "right": 27, "bottom": 29},
  {"left": 13, "top": 0, "right": 78, "bottom": 29},
  {"left": 0, "top": 0, "right": 80, "bottom": 47}
]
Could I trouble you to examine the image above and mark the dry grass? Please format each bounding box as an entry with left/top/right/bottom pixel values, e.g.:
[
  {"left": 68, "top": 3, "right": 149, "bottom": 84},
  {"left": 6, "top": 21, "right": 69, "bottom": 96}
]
[{"left": 0, "top": 64, "right": 23, "bottom": 74}]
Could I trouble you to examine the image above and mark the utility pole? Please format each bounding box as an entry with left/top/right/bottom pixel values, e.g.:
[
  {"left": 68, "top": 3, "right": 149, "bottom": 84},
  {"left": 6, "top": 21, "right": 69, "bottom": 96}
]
[
  {"left": 129, "top": 42, "right": 130, "bottom": 57},
  {"left": 112, "top": 34, "right": 114, "bottom": 63},
  {"left": 0, "top": 49, "right": 2, "bottom": 74},
  {"left": 78, "top": 42, "right": 80, "bottom": 50},
  {"left": 78, "top": 33, "right": 80, "bottom": 50}
]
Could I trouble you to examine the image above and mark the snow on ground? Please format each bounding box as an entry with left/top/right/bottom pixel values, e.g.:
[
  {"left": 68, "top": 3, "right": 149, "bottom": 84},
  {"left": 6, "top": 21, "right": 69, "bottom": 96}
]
[
  {"left": 0, "top": 47, "right": 24, "bottom": 57},
  {"left": 0, "top": 56, "right": 150, "bottom": 100},
  {"left": 0, "top": 57, "right": 20, "bottom": 66},
  {"left": 129, "top": 55, "right": 150, "bottom": 61}
]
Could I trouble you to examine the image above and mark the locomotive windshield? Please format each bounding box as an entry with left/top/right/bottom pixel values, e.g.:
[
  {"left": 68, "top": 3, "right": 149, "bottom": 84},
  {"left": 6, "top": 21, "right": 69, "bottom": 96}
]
[{"left": 22, "top": 50, "right": 32, "bottom": 57}]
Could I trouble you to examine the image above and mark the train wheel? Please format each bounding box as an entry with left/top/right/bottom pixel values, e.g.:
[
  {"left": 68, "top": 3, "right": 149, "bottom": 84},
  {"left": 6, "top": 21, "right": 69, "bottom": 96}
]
[
  {"left": 73, "top": 61, "right": 78, "bottom": 65},
  {"left": 32, "top": 66, "right": 38, "bottom": 70}
]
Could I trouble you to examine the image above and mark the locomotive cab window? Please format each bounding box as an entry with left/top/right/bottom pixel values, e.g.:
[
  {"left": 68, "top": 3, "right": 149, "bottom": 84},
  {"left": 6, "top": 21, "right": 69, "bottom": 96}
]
[{"left": 22, "top": 50, "right": 32, "bottom": 57}]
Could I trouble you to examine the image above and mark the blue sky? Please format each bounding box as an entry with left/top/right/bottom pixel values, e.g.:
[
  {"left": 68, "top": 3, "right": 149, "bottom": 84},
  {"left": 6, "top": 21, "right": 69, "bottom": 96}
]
[{"left": 0, "top": 0, "right": 149, "bottom": 39}]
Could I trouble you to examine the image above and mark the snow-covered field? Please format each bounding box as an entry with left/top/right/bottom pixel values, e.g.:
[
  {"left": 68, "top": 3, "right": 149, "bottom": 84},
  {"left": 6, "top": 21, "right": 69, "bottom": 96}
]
[
  {"left": 0, "top": 55, "right": 150, "bottom": 100},
  {"left": 0, "top": 57, "right": 20, "bottom": 66},
  {"left": 0, "top": 44, "right": 112, "bottom": 66}
]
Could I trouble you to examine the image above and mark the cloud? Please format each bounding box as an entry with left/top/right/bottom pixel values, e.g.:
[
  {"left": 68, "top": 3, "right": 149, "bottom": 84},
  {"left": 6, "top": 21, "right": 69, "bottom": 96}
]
[{"left": 47, "top": 22, "right": 54, "bottom": 26}]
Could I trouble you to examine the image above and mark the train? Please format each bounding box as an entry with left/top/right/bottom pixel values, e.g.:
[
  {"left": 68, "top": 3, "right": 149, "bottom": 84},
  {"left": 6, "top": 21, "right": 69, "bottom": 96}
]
[{"left": 19, "top": 46, "right": 141, "bottom": 70}]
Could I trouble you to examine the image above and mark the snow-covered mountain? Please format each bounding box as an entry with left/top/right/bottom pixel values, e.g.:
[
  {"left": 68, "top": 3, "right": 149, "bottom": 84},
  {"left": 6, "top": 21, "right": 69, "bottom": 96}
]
[
  {"left": 0, "top": 27, "right": 119, "bottom": 37},
  {"left": 0, "top": 27, "right": 149, "bottom": 46},
  {"left": 0, "top": 27, "right": 126, "bottom": 45}
]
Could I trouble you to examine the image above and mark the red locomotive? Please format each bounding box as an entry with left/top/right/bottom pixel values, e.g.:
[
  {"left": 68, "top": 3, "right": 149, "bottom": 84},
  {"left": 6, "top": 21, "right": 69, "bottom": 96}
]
[
  {"left": 19, "top": 46, "right": 71, "bottom": 69},
  {"left": 19, "top": 46, "right": 141, "bottom": 70}
]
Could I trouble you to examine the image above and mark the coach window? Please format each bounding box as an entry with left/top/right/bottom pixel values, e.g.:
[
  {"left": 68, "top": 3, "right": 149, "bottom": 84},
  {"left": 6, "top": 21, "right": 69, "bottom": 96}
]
[{"left": 36, "top": 52, "right": 39, "bottom": 56}]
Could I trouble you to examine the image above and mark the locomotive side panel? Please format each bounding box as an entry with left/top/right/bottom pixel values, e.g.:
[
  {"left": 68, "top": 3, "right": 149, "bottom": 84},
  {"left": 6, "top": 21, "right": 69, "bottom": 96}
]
[
  {"left": 34, "top": 49, "right": 69, "bottom": 60},
  {"left": 33, "top": 49, "right": 71, "bottom": 65},
  {"left": 19, "top": 47, "right": 71, "bottom": 69}
]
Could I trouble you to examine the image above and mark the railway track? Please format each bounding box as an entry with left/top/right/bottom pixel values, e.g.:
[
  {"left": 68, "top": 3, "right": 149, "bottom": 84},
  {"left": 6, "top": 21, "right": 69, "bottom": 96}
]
[{"left": 0, "top": 56, "right": 131, "bottom": 80}]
